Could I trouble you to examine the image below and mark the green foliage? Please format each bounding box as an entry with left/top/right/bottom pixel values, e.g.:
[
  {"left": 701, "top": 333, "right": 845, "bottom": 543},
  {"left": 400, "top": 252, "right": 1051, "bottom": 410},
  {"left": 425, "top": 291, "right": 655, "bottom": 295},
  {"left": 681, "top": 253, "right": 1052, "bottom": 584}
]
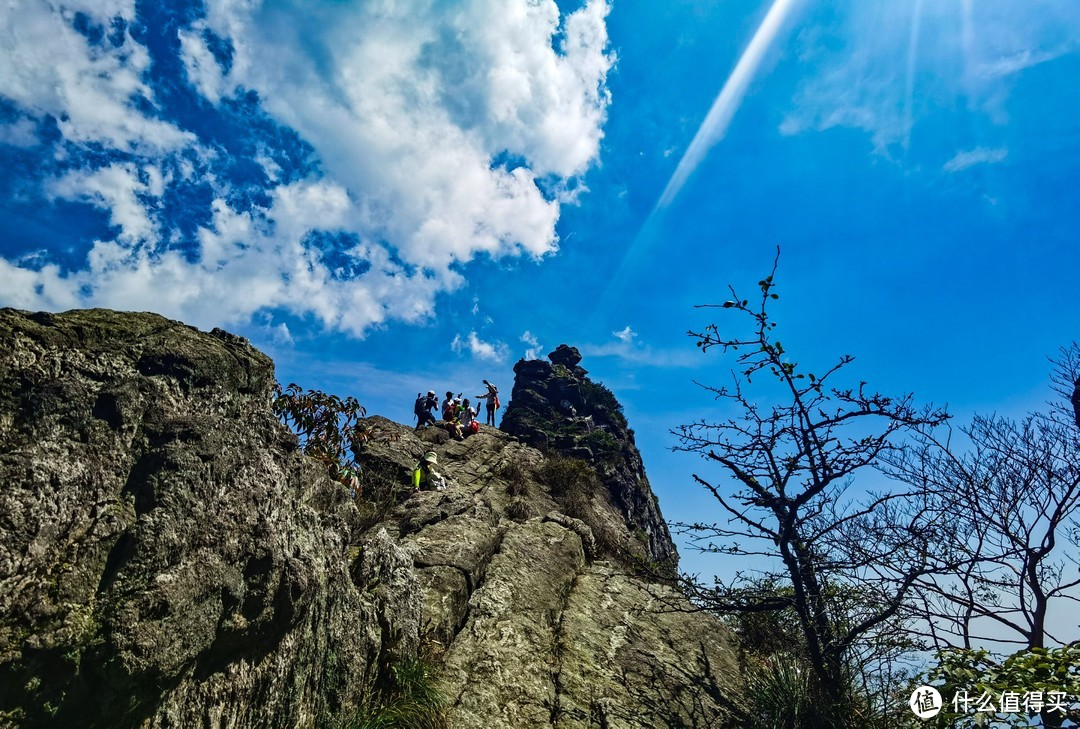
[
  {"left": 744, "top": 653, "right": 836, "bottom": 729},
  {"left": 925, "top": 646, "right": 1080, "bottom": 728},
  {"left": 273, "top": 382, "right": 366, "bottom": 482},
  {"left": 538, "top": 455, "right": 599, "bottom": 520},
  {"left": 348, "top": 658, "right": 448, "bottom": 729},
  {"left": 581, "top": 380, "right": 625, "bottom": 427},
  {"left": 585, "top": 428, "right": 620, "bottom": 462},
  {"left": 722, "top": 579, "right": 918, "bottom": 729}
]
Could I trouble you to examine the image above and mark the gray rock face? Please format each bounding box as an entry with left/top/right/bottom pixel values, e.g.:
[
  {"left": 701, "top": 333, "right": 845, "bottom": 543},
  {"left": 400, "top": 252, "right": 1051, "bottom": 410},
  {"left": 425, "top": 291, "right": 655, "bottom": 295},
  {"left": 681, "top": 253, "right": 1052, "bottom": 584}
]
[
  {"left": 360, "top": 420, "right": 743, "bottom": 728},
  {"left": 0, "top": 309, "right": 418, "bottom": 727},
  {"left": 0, "top": 310, "right": 743, "bottom": 728},
  {"left": 499, "top": 345, "right": 679, "bottom": 569}
]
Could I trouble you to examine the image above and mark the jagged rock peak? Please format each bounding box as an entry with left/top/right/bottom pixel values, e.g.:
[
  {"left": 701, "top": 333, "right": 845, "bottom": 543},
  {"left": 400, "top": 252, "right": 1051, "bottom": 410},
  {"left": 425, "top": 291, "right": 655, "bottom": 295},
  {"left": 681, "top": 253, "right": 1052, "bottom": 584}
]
[
  {"left": 1, "top": 312, "right": 741, "bottom": 728},
  {"left": 500, "top": 344, "right": 679, "bottom": 570},
  {"left": 547, "top": 344, "right": 582, "bottom": 368}
]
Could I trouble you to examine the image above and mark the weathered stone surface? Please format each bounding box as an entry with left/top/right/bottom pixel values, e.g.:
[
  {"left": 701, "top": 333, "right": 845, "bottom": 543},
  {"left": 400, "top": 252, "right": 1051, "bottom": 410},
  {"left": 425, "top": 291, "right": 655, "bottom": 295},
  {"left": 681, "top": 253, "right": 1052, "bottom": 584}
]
[
  {"left": 0, "top": 311, "right": 743, "bottom": 728},
  {"left": 547, "top": 344, "right": 583, "bottom": 369},
  {"left": 555, "top": 565, "right": 742, "bottom": 728},
  {"left": 501, "top": 345, "right": 679, "bottom": 569},
  {"left": 0, "top": 309, "right": 418, "bottom": 728},
  {"left": 439, "top": 519, "right": 585, "bottom": 727},
  {"left": 360, "top": 418, "right": 744, "bottom": 728}
]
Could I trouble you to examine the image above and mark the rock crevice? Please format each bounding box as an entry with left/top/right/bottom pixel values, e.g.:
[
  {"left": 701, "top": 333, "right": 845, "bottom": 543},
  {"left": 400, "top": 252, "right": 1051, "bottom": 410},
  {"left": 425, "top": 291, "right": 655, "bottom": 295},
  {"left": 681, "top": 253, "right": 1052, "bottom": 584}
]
[{"left": 0, "top": 310, "right": 743, "bottom": 728}]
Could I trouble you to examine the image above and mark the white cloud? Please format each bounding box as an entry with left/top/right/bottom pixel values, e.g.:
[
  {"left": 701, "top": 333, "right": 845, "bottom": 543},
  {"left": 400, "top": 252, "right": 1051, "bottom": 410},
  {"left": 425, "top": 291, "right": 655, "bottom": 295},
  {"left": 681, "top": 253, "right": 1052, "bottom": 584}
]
[
  {"left": 198, "top": 0, "right": 613, "bottom": 272},
  {"left": 580, "top": 329, "right": 698, "bottom": 368},
  {"left": 0, "top": 0, "right": 193, "bottom": 153},
  {"left": 272, "top": 323, "right": 294, "bottom": 346},
  {"left": 943, "top": 146, "right": 1008, "bottom": 173},
  {"left": 0, "top": 118, "right": 39, "bottom": 148},
  {"left": 613, "top": 325, "right": 637, "bottom": 343},
  {"left": 452, "top": 331, "right": 509, "bottom": 363},
  {"left": 177, "top": 24, "right": 228, "bottom": 104},
  {"left": 780, "top": 2, "right": 1080, "bottom": 155},
  {"left": 976, "top": 49, "right": 1059, "bottom": 79},
  {"left": 0, "top": 0, "right": 614, "bottom": 338},
  {"left": 47, "top": 163, "right": 161, "bottom": 244},
  {"left": 520, "top": 330, "right": 542, "bottom": 360}
]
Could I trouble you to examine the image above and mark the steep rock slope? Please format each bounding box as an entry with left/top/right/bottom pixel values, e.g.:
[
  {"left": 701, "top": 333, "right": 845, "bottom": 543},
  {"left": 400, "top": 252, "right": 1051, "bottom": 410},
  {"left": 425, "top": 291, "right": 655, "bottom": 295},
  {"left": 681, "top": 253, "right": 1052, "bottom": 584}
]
[
  {"left": 0, "top": 309, "right": 744, "bottom": 728},
  {"left": 359, "top": 419, "right": 743, "bottom": 728},
  {"left": 500, "top": 345, "right": 677, "bottom": 568},
  {"left": 0, "top": 309, "right": 415, "bottom": 727}
]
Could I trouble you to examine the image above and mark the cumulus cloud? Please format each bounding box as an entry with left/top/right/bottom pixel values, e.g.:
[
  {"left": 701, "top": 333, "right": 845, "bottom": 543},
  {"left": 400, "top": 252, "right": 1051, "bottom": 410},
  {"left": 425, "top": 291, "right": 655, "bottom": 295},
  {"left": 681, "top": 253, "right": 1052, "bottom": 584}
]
[
  {"left": 520, "top": 330, "right": 543, "bottom": 360},
  {"left": 0, "top": 0, "right": 614, "bottom": 336},
  {"left": 47, "top": 163, "right": 163, "bottom": 244},
  {"left": 0, "top": 0, "right": 193, "bottom": 153},
  {"left": 452, "top": 331, "right": 509, "bottom": 363},
  {"left": 943, "top": 146, "right": 1008, "bottom": 172},
  {"left": 198, "top": 0, "right": 612, "bottom": 269},
  {"left": 612, "top": 325, "right": 637, "bottom": 343}
]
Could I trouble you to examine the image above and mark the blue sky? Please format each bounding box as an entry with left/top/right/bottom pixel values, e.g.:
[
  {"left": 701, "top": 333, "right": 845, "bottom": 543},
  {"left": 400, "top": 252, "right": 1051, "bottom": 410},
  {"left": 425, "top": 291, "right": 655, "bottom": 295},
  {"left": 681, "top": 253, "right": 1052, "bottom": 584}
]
[{"left": 3, "top": 0, "right": 1079, "bottom": 576}]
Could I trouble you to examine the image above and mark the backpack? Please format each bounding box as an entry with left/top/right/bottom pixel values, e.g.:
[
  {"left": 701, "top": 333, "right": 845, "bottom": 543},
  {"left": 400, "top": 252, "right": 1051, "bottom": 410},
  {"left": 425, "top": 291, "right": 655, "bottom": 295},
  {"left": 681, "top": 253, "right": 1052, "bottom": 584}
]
[
  {"left": 468, "top": 420, "right": 480, "bottom": 434},
  {"left": 413, "top": 394, "right": 426, "bottom": 416}
]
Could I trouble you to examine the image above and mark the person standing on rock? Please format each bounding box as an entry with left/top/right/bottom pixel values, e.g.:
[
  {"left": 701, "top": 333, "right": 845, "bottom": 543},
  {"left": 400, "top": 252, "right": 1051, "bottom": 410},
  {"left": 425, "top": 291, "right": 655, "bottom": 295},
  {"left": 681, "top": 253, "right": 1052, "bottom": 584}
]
[
  {"left": 412, "top": 451, "right": 446, "bottom": 492},
  {"left": 414, "top": 390, "right": 438, "bottom": 429},
  {"left": 476, "top": 379, "right": 500, "bottom": 426},
  {"left": 441, "top": 390, "right": 456, "bottom": 422}
]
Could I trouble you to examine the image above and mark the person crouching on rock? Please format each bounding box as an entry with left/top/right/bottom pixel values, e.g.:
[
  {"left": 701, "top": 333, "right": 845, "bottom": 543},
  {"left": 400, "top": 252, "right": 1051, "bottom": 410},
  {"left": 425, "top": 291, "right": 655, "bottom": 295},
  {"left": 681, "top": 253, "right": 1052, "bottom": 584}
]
[
  {"left": 460, "top": 398, "right": 480, "bottom": 436},
  {"left": 444, "top": 399, "right": 464, "bottom": 440},
  {"left": 412, "top": 451, "right": 446, "bottom": 492}
]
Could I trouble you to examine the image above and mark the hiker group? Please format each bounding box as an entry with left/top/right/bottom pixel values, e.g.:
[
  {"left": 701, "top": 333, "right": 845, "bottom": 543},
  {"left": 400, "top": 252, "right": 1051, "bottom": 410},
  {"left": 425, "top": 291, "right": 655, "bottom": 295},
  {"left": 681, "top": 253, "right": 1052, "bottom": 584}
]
[{"left": 412, "top": 379, "right": 500, "bottom": 440}]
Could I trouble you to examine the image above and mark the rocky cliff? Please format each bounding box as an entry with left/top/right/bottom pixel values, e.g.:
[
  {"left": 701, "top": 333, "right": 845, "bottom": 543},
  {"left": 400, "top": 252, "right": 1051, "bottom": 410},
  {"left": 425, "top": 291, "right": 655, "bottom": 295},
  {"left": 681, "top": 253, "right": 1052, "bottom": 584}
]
[
  {"left": 0, "top": 309, "right": 743, "bottom": 728},
  {"left": 500, "top": 344, "right": 678, "bottom": 569}
]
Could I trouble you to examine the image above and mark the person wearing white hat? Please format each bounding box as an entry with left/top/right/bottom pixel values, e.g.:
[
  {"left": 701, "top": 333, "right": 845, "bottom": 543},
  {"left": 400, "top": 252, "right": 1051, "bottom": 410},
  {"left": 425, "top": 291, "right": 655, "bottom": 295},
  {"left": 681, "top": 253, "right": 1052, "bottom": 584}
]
[
  {"left": 412, "top": 451, "right": 446, "bottom": 491},
  {"left": 476, "top": 379, "right": 499, "bottom": 427}
]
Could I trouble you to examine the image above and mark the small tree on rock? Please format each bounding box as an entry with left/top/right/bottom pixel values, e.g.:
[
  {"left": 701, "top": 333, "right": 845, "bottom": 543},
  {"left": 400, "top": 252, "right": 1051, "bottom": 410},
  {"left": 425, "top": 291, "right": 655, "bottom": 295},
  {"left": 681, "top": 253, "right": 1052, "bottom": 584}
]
[{"left": 674, "top": 254, "right": 950, "bottom": 726}]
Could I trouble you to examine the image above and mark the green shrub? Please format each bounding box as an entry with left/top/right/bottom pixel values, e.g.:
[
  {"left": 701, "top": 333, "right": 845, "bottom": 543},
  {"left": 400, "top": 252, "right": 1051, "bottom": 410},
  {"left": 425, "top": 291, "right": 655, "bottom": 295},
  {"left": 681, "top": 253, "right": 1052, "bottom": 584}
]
[
  {"left": 504, "top": 496, "right": 535, "bottom": 522},
  {"left": 538, "top": 456, "right": 600, "bottom": 520},
  {"left": 581, "top": 380, "right": 622, "bottom": 414},
  {"left": 348, "top": 658, "right": 448, "bottom": 729},
  {"left": 585, "top": 428, "right": 620, "bottom": 462}
]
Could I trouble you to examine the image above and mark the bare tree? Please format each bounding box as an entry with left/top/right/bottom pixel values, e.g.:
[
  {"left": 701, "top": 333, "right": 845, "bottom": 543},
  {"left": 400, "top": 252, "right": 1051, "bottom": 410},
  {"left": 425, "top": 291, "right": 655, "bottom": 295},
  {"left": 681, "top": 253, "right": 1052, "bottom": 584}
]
[
  {"left": 886, "top": 344, "right": 1080, "bottom": 652},
  {"left": 673, "top": 255, "right": 950, "bottom": 725}
]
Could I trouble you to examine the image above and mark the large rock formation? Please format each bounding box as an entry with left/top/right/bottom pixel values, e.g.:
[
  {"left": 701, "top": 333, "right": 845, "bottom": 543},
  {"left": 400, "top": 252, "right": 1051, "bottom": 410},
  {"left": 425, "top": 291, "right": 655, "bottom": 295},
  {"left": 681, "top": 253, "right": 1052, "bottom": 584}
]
[
  {"left": 0, "top": 310, "right": 743, "bottom": 728},
  {"left": 0, "top": 309, "right": 420, "bottom": 728},
  {"left": 500, "top": 345, "right": 678, "bottom": 569}
]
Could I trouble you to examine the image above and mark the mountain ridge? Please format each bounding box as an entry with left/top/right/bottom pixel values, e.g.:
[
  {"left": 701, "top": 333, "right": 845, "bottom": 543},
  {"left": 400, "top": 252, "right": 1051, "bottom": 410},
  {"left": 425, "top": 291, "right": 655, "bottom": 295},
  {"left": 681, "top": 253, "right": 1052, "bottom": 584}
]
[{"left": 0, "top": 308, "right": 744, "bottom": 728}]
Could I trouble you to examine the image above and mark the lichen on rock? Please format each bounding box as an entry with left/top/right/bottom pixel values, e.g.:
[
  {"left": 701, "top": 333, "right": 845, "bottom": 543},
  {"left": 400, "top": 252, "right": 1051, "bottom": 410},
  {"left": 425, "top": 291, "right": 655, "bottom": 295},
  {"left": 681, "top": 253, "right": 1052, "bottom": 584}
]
[{"left": 0, "top": 311, "right": 742, "bottom": 728}]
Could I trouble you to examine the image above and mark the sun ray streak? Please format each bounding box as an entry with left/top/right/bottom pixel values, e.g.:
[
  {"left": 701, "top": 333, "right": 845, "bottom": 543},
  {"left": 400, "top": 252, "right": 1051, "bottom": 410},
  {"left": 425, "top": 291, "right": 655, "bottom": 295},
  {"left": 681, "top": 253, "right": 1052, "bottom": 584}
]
[
  {"left": 903, "top": 0, "right": 924, "bottom": 152},
  {"left": 656, "top": 0, "right": 800, "bottom": 210}
]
